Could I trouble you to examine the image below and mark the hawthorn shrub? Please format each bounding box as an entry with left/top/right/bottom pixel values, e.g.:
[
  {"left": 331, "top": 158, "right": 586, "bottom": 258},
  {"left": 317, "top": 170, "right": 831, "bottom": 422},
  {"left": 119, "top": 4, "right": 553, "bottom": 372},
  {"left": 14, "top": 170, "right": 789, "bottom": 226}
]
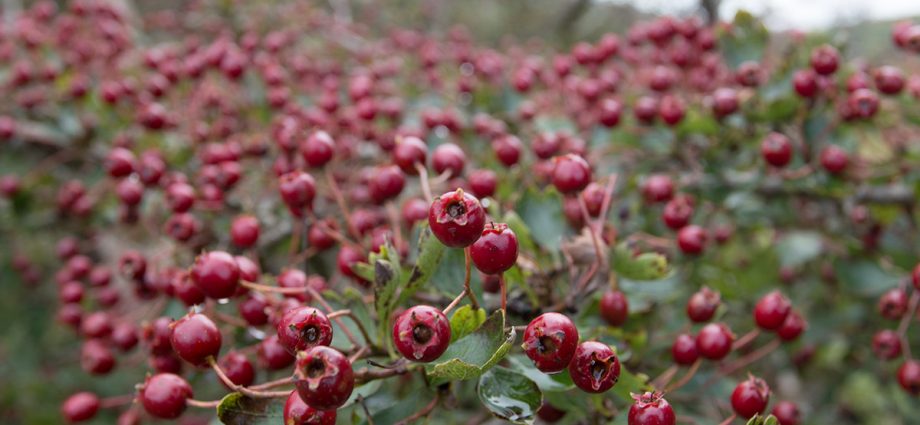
[{"left": 1, "top": 2, "right": 920, "bottom": 425}]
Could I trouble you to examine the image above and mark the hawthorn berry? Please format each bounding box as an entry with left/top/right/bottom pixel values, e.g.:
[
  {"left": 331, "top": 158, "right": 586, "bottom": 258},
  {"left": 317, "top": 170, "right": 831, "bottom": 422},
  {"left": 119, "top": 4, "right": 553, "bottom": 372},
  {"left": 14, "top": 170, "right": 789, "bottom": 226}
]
[
  {"left": 686, "top": 287, "right": 720, "bottom": 322},
  {"left": 294, "top": 346, "right": 355, "bottom": 410},
  {"left": 284, "top": 390, "right": 337, "bottom": 425},
  {"left": 393, "top": 136, "right": 428, "bottom": 175},
  {"left": 493, "top": 134, "right": 522, "bottom": 167},
  {"left": 111, "top": 322, "right": 139, "bottom": 352},
  {"left": 569, "top": 341, "right": 621, "bottom": 393},
  {"left": 771, "top": 401, "right": 801, "bottom": 425},
  {"left": 676, "top": 225, "right": 707, "bottom": 255},
  {"left": 599, "top": 289, "right": 629, "bottom": 326},
  {"left": 662, "top": 197, "right": 693, "bottom": 230},
  {"left": 428, "top": 188, "right": 486, "bottom": 248},
  {"left": 190, "top": 251, "right": 240, "bottom": 299},
  {"left": 671, "top": 333, "right": 699, "bottom": 366},
  {"left": 642, "top": 175, "right": 674, "bottom": 203},
  {"left": 730, "top": 376, "right": 770, "bottom": 419},
  {"left": 61, "top": 392, "right": 100, "bottom": 423},
  {"left": 754, "top": 291, "right": 792, "bottom": 330},
  {"left": 369, "top": 165, "right": 406, "bottom": 203},
  {"left": 810, "top": 44, "right": 839, "bottom": 75},
  {"left": 581, "top": 182, "right": 605, "bottom": 217},
  {"left": 230, "top": 215, "right": 260, "bottom": 248},
  {"left": 278, "top": 170, "right": 316, "bottom": 216},
  {"left": 105, "top": 147, "right": 136, "bottom": 178},
  {"left": 392, "top": 305, "right": 451, "bottom": 362},
  {"left": 80, "top": 339, "right": 116, "bottom": 375},
  {"left": 897, "top": 359, "right": 920, "bottom": 396},
  {"left": 258, "top": 335, "right": 296, "bottom": 370},
  {"left": 551, "top": 154, "right": 592, "bottom": 194},
  {"left": 468, "top": 169, "right": 498, "bottom": 199},
  {"left": 219, "top": 351, "right": 256, "bottom": 388},
  {"left": 628, "top": 391, "right": 676, "bottom": 425},
  {"left": 696, "top": 323, "right": 734, "bottom": 360},
  {"left": 522, "top": 312, "right": 579, "bottom": 373},
  {"left": 760, "top": 132, "right": 793, "bottom": 168},
  {"left": 871, "top": 329, "right": 902, "bottom": 360},
  {"left": 277, "top": 306, "right": 334, "bottom": 355},
  {"left": 238, "top": 294, "right": 270, "bottom": 326},
  {"left": 878, "top": 288, "right": 908, "bottom": 320},
  {"left": 301, "top": 131, "right": 335, "bottom": 168},
  {"left": 169, "top": 312, "right": 222, "bottom": 365},
  {"left": 139, "top": 373, "right": 193, "bottom": 419},
  {"left": 469, "top": 222, "right": 518, "bottom": 275},
  {"left": 819, "top": 145, "right": 849, "bottom": 174},
  {"left": 432, "top": 143, "right": 466, "bottom": 178},
  {"left": 777, "top": 310, "right": 806, "bottom": 341},
  {"left": 337, "top": 245, "right": 368, "bottom": 284}
]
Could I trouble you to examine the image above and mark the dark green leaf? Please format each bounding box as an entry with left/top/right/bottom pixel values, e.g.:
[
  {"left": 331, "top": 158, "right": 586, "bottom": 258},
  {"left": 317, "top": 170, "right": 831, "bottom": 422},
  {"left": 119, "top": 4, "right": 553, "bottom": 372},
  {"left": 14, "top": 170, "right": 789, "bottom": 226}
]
[
  {"left": 399, "top": 227, "right": 446, "bottom": 304},
  {"left": 216, "top": 392, "right": 283, "bottom": 424},
  {"left": 517, "top": 188, "right": 566, "bottom": 251},
  {"left": 426, "top": 309, "right": 515, "bottom": 385},
  {"left": 478, "top": 366, "right": 542, "bottom": 425},
  {"left": 611, "top": 243, "right": 670, "bottom": 281}
]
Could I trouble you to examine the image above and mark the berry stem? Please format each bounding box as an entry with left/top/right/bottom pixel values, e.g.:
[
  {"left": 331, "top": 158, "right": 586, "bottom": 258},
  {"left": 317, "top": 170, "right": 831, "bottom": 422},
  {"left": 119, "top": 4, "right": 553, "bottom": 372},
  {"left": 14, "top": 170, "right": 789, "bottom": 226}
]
[
  {"left": 324, "top": 168, "right": 362, "bottom": 242},
  {"left": 303, "top": 286, "right": 363, "bottom": 348},
  {"left": 464, "top": 247, "right": 480, "bottom": 311},
  {"left": 385, "top": 201, "right": 405, "bottom": 252},
  {"left": 354, "top": 362, "right": 411, "bottom": 385},
  {"left": 98, "top": 395, "right": 134, "bottom": 409},
  {"left": 665, "top": 358, "right": 702, "bottom": 393},
  {"left": 719, "top": 338, "right": 781, "bottom": 376},
  {"left": 577, "top": 195, "right": 606, "bottom": 269},
  {"left": 596, "top": 173, "right": 619, "bottom": 232},
  {"left": 442, "top": 289, "right": 467, "bottom": 315},
  {"left": 651, "top": 364, "right": 679, "bottom": 390},
  {"left": 394, "top": 393, "right": 440, "bottom": 425},
  {"left": 240, "top": 280, "right": 312, "bottom": 295},
  {"left": 499, "top": 273, "right": 507, "bottom": 312},
  {"left": 415, "top": 162, "right": 434, "bottom": 204},
  {"left": 326, "top": 309, "right": 351, "bottom": 320},
  {"left": 186, "top": 399, "right": 221, "bottom": 408},
  {"left": 897, "top": 290, "right": 919, "bottom": 359},
  {"left": 249, "top": 376, "right": 294, "bottom": 391},
  {"left": 207, "top": 357, "right": 290, "bottom": 399},
  {"left": 289, "top": 217, "right": 303, "bottom": 261},
  {"left": 732, "top": 329, "right": 761, "bottom": 351}
]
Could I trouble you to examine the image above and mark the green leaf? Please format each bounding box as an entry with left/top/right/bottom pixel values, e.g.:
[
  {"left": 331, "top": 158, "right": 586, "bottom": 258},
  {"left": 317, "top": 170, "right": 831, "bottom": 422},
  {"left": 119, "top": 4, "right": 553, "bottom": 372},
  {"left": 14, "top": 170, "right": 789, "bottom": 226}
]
[
  {"left": 216, "top": 392, "right": 283, "bottom": 424},
  {"left": 746, "top": 414, "right": 779, "bottom": 425},
  {"left": 517, "top": 188, "right": 566, "bottom": 251},
  {"left": 834, "top": 259, "right": 901, "bottom": 297},
  {"left": 611, "top": 243, "right": 670, "bottom": 281},
  {"left": 506, "top": 355, "right": 574, "bottom": 392},
  {"left": 425, "top": 310, "right": 515, "bottom": 385},
  {"left": 449, "top": 305, "right": 487, "bottom": 343},
  {"left": 719, "top": 10, "right": 769, "bottom": 68},
  {"left": 478, "top": 366, "right": 542, "bottom": 425},
  {"left": 775, "top": 231, "right": 823, "bottom": 268},
  {"left": 399, "top": 227, "right": 446, "bottom": 304},
  {"left": 611, "top": 367, "right": 650, "bottom": 402}
]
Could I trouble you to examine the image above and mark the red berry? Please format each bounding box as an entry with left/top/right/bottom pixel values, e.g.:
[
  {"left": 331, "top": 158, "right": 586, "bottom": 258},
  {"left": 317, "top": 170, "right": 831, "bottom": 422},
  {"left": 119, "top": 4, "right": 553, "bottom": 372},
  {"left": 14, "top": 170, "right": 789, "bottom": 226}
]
[
  {"left": 761, "top": 132, "right": 793, "bottom": 168},
  {"left": 537, "top": 402, "right": 566, "bottom": 422},
  {"left": 431, "top": 143, "right": 466, "bottom": 178},
  {"left": 581, "top": 183, "right": 605, "bottom": 217},
  {"left": 337, "top": 245, "right": 368, "bottom": 284},
  {"left": 878, "top": 288, "right": 908, "bottom": 320},
  {"left": 677, "top": 225, "right": 707, "bottom": 255},
  {"left": 642, "top": 175, "right": 674, "bottom": 203},
  {"left": 219, "top": 351, "right": 256, "bottom": 388},
  {"left": 231, "top": 215, "right": 260, "bottom": 248},
  {"left": 847, "top": 88, "right": 880, "bottom": 119},
  {"left": 874, "top": 66, "right": 905, "bottom": 95},
  {"left": 470, "top": 222, "right": 518, "bottom": 275},
  {"left": 111, "top": 322, "right": 139, "bottom": 352},
  {"left": 777, "top": 310, "right": 806, "bottom": 341},
  {"left": 284, "top": 390, "right": 337, "bottom": 425},
  {"left": 62, "top": 392, "right": 100, "bottom": 423},
  {"left": 897, "top": 359, "right": 920, "bottom": 396},
  {"left": 166, "top": 182, "right": 195, "bottom": 213},
  {"left": 810, "top": 45, "right": 839, "bottom": 75},
  {"left": 662, "top": 197, "right": 693, "bottom": 230},
  {"left": 139, "top": 373, "right": 193, "bottom": 419},
  {"left": 711, "top": 88, "right": 739, "bottom": 118},
  {"left": 754, "top": 290, "right": 792, "bottom": 331},
  {"left": 522, "top": 312, "right": 579, "bottom": 373},
  {"left": 628, "top": 391, "right": 676, "bottom": 425},
  {"left": 551, "top": 154, "right": 592, "bottom": 194},
  {"left": 533, "top": 133, "right": 561, "bottom": 159},
  {"left": 170, "top": 312, "right": 222, "bottom": 365},
  {"left": 191, "top": 251, "right": 240, "bottom": 299},
  {"left": 819, "top": 145, "right": 849, "bottom": 174},
  {"left": 294, "top": 346, "right": 355, "bottom": 410},
  {"left": 428, "top": 189, "right": 486, "bottom": 248},
  {"left": 144, "top": 316, "right": 174, "bottom": 355},
  {"left": 278, "top": 171, "right": 316, "bottom": 216},
  {"left": 687, "top": 287, "right": 720, "bottom": 322},
  {"left": 599, "top": 290, "right": 629, "bottom": 326},
  {"left": 308, "top": 220, "right": 338, "bottom": 251},
  {"left": 696, "top": 322, "right": 734, "bottom": 360},
  {"left": 81, "top": 339, "right": 116, "bottom": 375},
  {"left": 730, "top": 376, "right": 770, "bottom": 419},
  {"left": 105, "top": 147, "right": 136, "bottom": 178},
  {"left": 259, "top": 335, "right": 296, "bottom": 370},
  {"left": 493, "top": 135, "right": 522, "bottom": 167},
  {"left": 569, "top": 341, "right": 620, "bottom": 393},
  {"left": 81, "top": 311, "right": 113, "bottom": 339},
  {"left": 369, "top": 165, "right": 406, "bottom": 203},
  {"left": 771, "top": 401, "right": 801, "bottom": 425},
  {"left": 301, "top": 131, "right": 335, "bottom": 168},
  {"left": 671, "top": 333, "right": 699, "bottom": 366},
  {"left": 277, "top": 306, "right": 334, "bottom": 355},
  {"left": 792, "top": 69, "right": 818, "bottom": 98},
  {"left": 658, "top": 95, "right": 685, "bottom": 126},
  {"left": 392, "top": 305, "right": 451, "bottom": 362},
  {"left": 468, "top": 169, "right": 498, "bottom": 199},
  {"left": 872, "top": 329, "right": 902, "bottom": 360},
  {"left": 598, "top": 99, "right": 623, "bottom": 127},
  {"left": 392, "top": 136, "right": 428, "bottom": 175},
  {"left": 634, "top": 96, "right": 659, "bottom": 124},
  {"left": 239, "top": 294, "right": 270, "bottom": 326}
]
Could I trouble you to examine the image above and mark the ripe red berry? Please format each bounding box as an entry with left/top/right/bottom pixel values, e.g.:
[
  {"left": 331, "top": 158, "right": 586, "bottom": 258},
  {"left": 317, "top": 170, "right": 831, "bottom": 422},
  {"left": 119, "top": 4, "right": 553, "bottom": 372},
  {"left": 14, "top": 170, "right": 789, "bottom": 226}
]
[
  {"left": 581, "top": 182, "right": 605, "bottom": 217},
  {"left": 810, "top": 45, "right": 839, "bottom": 75},
  {"left": 468, "top": 169, "right": 498, "bottom": 199},
  {"left": 686, "top": 287, "right": 720, "bottom": 322},
  {"left": 239, "top": 294, "right": 270, "bottom": 326},
  {"left": 111, "top": 322, "right": 139, "bottom": 352},
  {"left": 599, "top": 290, "right": 629, "bottom": 326},
  {"left": 428, "top": 189, "right": 486, "bottom": 248},
  {"left": 671, "top": 333, "right": 699, "bottom": 366},
  {"left": 294, "top": 346, "right": 355, "bottom": 410},
  {"left": 392, "top": 136, "right": 428, "bottom": 175},
  {"left": 81, "top": 339, "right": 116, "bottom": 375},
  {"left": 754, "top": 291, "right": 792, "bottom": 330},
  {"left": 847, "top": 88, "right": 880, "bottom": 119},
  {"left": 493, "top": 135, "right": 522, "bottom": 167},
  {"left": 278, "top": 171, "right": 316, "bottom": 216},
  {"left": 301, "top": 131, "right": 335, "bottom": 168},
  {"left": 139, "top": 373, "right": 193, "bottom": 419},
  {"left": 62, "top": 392, "right": 100, "bottom": 423},
  {"left": 569, "top": 341, "right": 620, "bottom": 393},
  {"left": 872, "top": 329, "right": 902, "bottom": 360},
  {"left": 432, "top": 143, "right": 466, "bottom": 178},
  {"left": 337, "top": 245, "right": 368, "bottom": 284},
  {"left": 170, "top": 312, "right": 222, "bottom": 365},
  {"left": 662, "top": 197, "right": 693, "bottom": 230},
  {"left": 392, "top": 305, "right": 451, "bottom": 362},
  {"left": 711, "top": 88, "right": 739, "bottom": 118},
  {"left": 219, "top": 351, "right": 256, "bottom": 388},
  {"left": 533, "top": 133, "right": 561, "bottom": 159},
  {"left": 874, "top": 66, "right": 905, "bottom": 95},
  {"left": 897, "top": 359, "right": 920, "bottom": 396},
  {"left": 105, "top": 147, "right": 136, "bottom": 178},
  {"left": 819, "top": 145, "right": 849, "bottom": 174},
  {"left": 284, "top": 390, "right": 337, "bottom": 425},
  {"left": 792, "top": 69, "right": 818, "bottom": 98},
  {"left": 730, "top": 376, "right": 770, "bottom": 419},
  {"left": 551, "top": 154, "right": 592, "bottom": 194},
  {"left": 522, "top": 312, "right": 579, "bottom": 373},
  {"left": 537, "top": 402, "right": 567, "bottom": 422},
  {"left": 696, "top": 322, "right": 734, "bottom": 360},
  {"left": 277, "top": 306, "right": 334, "bottom": 355},
  {"left": 677, "top": 225, "right": 707, "bottom": 255},
  {"left": 878, "top": 288, "right": 908, "bottom": 320},
  {"left": 628, "top": 391, "right": 676, "bottom": 425},
  {"left": 771, "top": 401, "right": 801, "bottom": 425},
  {"left": 369, "top": 165, "right": 406, "bottom": 203},
  {"left": 258, "top": 335, "right": 296, "bottom": 370},
  {"left": 634, "top": 96, "right": 659, "bottom": 124},
  {"left": 642, "top": 175, "right": 674, "bottom": 203},
  {"left": 760, "top": 132, "right": 793, "bottom": 168},
  {"left": 776, "top": 310, "right": 806, "bottom": 341},
  {"left": 658, "top": 95, "right": 686, "bottom": 126},
  {"left": 191, "top": 251, "right": 240, "bottom": 299},
  {"left": 470, "top": 222, "right": 518, "bottom": 275},
  {"left": 81, "top": 311, "right": 113, "bottom": 339},
  {"left": 230, "top": 215, "right": 260, "bottom": 248}
]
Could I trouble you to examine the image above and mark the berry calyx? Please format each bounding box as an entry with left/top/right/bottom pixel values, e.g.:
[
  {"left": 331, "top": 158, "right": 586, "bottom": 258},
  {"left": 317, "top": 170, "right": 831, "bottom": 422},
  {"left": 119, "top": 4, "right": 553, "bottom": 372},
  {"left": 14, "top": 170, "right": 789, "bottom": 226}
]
[
  {"left": 392, "top": 305, "right": 451, "bottom": 362},
  {"left": 294, "top": 346, "right": 355, "bottom": 411},
  {"left": 628, "top": 391, "right": 676, "bottom": 425},
  {"left": 470, "top": 222, "right": 519, "bottom": 275},
  {"left": 277, "top": 306, "right": 334, "bottom": 355},
  {"left": 569, "top": 341, "right": 621, "bottom": 393},
  {"left": 522, "top": 312, "right": 580, "bottom": 373},
  {"left": 284, "top": 390, "right": 337, "bottom": 425},
  {"left": 139, "top": 373, "right": 193, "bottom": 419},
  {"left": 599, "top": 289, "right": 629, "bottom": 326},
  {"left": 730, "top": 375, "right": 770, "bottom": 419},
  {"left": 190, "top": 251, "right": 240, "bottom": 299},
  {"left": 169, "top": 312, "right": 222, "bottom": 366},
  {"left": 428, "top": 189, "right": 486, "bottom": 248}
]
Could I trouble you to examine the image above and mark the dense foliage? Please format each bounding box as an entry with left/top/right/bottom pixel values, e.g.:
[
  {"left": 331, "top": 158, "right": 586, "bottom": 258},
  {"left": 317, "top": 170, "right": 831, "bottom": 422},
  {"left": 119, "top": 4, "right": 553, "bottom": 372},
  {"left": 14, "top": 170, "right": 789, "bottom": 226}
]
[{"left": 1, "top": 2, "right": 920, "bottom": 425}]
